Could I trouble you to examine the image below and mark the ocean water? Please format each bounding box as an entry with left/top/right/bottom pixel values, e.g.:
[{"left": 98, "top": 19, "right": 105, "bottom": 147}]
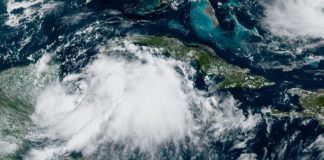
[{"left": 0, "top": 0, "right": 323, "bottom": 159}]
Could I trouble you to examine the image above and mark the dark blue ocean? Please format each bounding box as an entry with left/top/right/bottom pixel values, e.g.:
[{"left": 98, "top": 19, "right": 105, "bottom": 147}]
[{"left": 0, "top": 0, "right": 323, "bottom": 159}]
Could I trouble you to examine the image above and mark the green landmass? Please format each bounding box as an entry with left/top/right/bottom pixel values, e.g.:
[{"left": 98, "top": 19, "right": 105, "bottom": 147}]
[
  {"left": 0, "top": 89, "right": 30, "bottom": 159},
  {"left": 270, "top": 88, "right": 324, "bottom": 125},
  {"left": 290, "top": 88, "right": 324, "bottom": 122},
  {"left": 0, "top": 59, "right": 58, "bottom": 159},
  {"left": 129, "top": 35, "right": 274, "bottom": 89}
]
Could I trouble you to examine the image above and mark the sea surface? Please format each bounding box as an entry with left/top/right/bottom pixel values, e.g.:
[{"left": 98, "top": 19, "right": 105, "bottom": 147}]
[{"left": 0, "top": 0, "right": 323, "bottom": 159}]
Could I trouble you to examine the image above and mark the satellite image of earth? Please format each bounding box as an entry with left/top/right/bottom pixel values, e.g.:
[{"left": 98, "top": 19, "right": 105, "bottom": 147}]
[{"left": 0, "top": 0, "right": 324, "bottom": 159}]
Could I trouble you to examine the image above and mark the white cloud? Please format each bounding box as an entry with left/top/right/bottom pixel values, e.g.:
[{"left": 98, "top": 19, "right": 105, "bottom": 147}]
[
  {"left": 27, "top": 39, "right": 261, "bottom": 159},
  {"left": 261, "top": 0, "right": 324, "bottom": 39}
]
